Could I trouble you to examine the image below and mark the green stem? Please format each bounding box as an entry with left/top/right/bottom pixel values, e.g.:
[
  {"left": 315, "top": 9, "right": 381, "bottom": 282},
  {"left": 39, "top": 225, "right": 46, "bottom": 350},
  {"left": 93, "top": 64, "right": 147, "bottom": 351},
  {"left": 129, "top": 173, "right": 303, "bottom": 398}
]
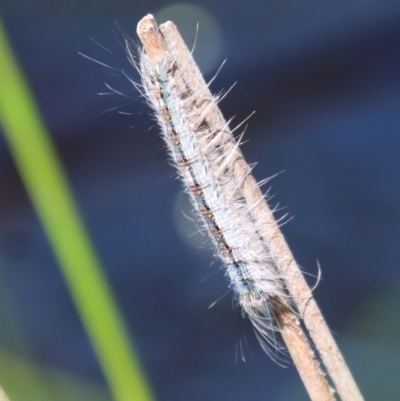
[{"left": 0, "top": 18, "right": 153, "bottom": 401}]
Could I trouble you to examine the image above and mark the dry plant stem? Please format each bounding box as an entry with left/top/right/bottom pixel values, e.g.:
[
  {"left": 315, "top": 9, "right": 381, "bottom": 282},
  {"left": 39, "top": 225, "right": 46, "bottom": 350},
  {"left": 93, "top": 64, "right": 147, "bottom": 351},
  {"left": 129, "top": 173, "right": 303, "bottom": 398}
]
[
  {"left": 158, "top": 19, "right": 364, "bottom": 401},
  {"left": 277, "top": 308, "right": 334, "bottom": 401},
  {"left": 137, "top": 15, "right": 363, "bottom": 401}
]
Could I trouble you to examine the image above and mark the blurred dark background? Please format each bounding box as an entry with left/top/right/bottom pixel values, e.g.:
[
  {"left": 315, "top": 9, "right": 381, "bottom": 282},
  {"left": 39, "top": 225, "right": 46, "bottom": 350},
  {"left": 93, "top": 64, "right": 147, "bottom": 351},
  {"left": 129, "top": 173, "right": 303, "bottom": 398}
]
[{"left": 1, "top": 0, "right": 400, "bottom": 400}]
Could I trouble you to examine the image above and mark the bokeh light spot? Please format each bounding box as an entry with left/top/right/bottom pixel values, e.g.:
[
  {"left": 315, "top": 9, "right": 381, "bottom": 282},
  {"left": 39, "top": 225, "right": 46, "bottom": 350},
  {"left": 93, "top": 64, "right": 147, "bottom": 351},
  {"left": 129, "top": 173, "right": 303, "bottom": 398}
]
[{"left": 155, "top": 3, "right": 223, "bottom": 74}]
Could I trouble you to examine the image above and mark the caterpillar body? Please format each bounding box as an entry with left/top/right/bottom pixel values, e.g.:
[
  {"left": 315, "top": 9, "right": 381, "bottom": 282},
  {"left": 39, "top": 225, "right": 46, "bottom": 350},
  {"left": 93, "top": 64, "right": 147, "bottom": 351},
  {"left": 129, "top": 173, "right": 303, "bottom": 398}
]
[{"left": 130, "top": 31, "right": 290, "bottom": 357}]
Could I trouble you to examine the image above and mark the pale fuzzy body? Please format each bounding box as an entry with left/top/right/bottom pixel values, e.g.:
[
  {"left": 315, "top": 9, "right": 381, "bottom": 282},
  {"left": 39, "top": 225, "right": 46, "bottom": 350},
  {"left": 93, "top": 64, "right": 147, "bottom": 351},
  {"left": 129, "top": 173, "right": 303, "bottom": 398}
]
[{"left": 134, "top": 48, "right": 289, "bottom": 355}]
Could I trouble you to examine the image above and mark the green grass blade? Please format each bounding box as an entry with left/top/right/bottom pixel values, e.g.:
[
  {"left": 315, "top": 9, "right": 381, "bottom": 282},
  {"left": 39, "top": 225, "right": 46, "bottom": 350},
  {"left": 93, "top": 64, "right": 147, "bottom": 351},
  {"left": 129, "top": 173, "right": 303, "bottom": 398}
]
[{"left": 0, "top": 19, "right": 153, "bottom": 401}]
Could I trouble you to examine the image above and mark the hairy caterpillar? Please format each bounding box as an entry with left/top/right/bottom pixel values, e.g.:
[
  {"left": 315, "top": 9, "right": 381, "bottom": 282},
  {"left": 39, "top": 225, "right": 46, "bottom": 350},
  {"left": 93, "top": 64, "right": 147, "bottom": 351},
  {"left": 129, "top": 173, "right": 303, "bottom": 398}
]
[
  {"left": 128, "top": 17, "right": 291, "bottom": 358},
  {"left": 120, "top": 16, "right": 365, "bottom": 401}
]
